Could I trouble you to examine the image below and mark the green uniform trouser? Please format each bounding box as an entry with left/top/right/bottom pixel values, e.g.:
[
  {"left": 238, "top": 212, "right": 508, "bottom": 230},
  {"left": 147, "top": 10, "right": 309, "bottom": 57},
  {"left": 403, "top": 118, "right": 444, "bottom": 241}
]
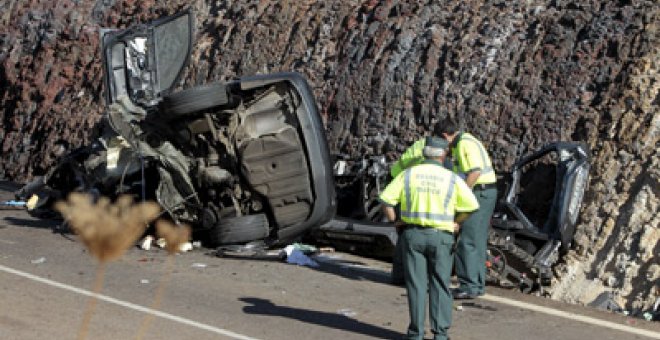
[
  {"left": 402, "top": 226, "right": 454, "bottom": 340},
  {"left": 454, "top": 187, "right": 497, "bottom": 295}
]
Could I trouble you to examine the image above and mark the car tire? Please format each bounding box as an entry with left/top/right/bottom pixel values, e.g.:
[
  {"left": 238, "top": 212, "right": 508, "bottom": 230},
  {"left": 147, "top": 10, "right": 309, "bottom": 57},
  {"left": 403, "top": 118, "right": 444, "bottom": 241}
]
[
  {"left": 160, "top": 82, "right": 229, "bottom": 117},
  {"left": 207, "top": 214, "right": 270, "bottom": 246}
]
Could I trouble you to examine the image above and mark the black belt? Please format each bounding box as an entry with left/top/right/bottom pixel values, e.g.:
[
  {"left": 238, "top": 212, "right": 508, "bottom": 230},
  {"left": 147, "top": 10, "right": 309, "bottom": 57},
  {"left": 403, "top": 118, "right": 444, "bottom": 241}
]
[
  {"left": 473, "top": 182, "right": 496, "bottom": 191},
  {"left": 405, "top": 224, "right": 453, "bottom": 235}
]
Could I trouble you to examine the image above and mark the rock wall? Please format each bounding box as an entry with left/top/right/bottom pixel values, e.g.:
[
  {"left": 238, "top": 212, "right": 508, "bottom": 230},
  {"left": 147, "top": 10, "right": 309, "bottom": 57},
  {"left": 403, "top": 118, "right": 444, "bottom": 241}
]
[{"left": 1, "top": 0, "right": 658, "bottom": 315}]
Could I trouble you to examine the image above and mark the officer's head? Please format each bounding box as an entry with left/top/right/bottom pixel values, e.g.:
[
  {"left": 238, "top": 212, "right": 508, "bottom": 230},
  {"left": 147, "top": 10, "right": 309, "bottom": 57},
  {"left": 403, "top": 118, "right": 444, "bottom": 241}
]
[
  {"left": 423, "top": 136, "right": 449, "bottom": 161},
  {"left": 434, "top": 119, "right": 460, "bottom": 142}
]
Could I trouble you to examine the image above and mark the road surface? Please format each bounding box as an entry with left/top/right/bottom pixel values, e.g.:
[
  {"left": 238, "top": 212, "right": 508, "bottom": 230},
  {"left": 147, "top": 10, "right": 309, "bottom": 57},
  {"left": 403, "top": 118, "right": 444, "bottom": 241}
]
[{"left": 1, "top": 182, "right": 658, "bottom": 339}]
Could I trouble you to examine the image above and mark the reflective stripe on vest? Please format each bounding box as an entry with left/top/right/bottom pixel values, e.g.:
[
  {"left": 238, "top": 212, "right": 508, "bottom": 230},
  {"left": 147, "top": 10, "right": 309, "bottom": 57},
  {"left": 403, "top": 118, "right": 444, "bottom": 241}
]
[{"left": 459, "top": 135, "right": 494, "bottom": 175}]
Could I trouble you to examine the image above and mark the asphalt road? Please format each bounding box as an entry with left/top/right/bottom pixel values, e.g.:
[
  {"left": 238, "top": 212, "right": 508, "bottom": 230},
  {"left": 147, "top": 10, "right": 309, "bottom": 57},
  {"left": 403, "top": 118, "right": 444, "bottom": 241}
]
[{"left": 1, "top": 183, "right": 659, "bottom": 340}]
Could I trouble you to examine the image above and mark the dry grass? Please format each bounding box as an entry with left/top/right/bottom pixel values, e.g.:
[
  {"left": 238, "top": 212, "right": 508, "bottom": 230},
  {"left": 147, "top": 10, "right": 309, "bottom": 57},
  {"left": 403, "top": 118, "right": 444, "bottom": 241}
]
[
  {"left": 55, "top": 193, "right": 160, "bottom": 262},
  {"left": 54, "top": 193, "right": 191, "bottom": 340}
]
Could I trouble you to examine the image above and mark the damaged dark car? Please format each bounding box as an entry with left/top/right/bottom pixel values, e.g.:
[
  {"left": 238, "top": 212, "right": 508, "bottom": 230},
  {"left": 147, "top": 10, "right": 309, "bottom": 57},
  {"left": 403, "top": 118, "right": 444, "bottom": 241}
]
[
  {"left": 17, "top": 10, "right": 336, "bottom": 248},
  {"left": 315, "top": 142, "right": 590, "bottom": 292}
]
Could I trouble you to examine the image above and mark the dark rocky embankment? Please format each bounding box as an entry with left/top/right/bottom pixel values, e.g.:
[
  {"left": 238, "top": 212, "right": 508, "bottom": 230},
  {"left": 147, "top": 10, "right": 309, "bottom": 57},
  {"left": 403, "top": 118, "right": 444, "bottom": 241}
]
[{"left": 1, "top": 0, "right": 657, "bottom": 315}]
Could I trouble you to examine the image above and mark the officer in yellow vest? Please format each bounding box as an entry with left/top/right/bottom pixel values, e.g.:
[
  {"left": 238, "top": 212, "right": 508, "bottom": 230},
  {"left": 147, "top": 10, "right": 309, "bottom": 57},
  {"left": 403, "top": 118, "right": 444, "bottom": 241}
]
[
  {"left": 437, "top": 120, "right": 497, "bottom": 299},
  {"left": 389, "top": 136, "right": 453, "bottom": 285},
  {"left": 379, "top": 137, "right": 479, "bottom": 340}
]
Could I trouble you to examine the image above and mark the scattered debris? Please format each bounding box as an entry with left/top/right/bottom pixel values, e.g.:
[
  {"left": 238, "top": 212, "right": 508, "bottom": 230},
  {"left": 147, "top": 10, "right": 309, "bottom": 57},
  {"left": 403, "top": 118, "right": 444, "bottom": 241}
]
[
  {"left": 280, "top": 245, "right": 319, "bottom": 268},
  {"left": 1, "top": 200, "right": 26, "bottom": 208},
  {"left": 191, "top": 263, "right": 207, "bottom": 268},
  {"left": 337, "top": 308, "right": 357, "bottom": 318},
  {"left": 642, "top": 312, "right": 654, "bottom": 321},
  {"left": 30, "top": 257, "right": 46, "bottom": 264},
  {"left": 26, "top": 195, "right": 39, "bottom": 210},
  {"left": 140, "top": 235, "right": 155, "bottom": 250},
  {"left": 588, "top": 292, "right": 623, "bottom": 313},
  {"left": 140, "top": 279, "right": 149, "bottom": 284},
  {"left": 289, "top": 242, "right": 319, "bottom": 255},
  {"left": 178, "top": 242, "right": 193, "bottom": 253},
  {"left": 455, "top": 304, "right": 464, "bottom": 311},
  {"left": 156, "top": 238, "right": 167, "bottom": 249}
]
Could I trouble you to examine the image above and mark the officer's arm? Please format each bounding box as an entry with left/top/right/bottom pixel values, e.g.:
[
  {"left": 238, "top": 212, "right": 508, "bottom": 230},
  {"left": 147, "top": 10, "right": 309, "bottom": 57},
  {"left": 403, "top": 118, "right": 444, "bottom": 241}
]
[
  {"left": 464, "top": 170, "right": 481, "bottom": 188},
  {"left": 453, "top": 176, "right": 480, "bottom": 223},
  {"left": 379, "top": 173, "right": 405, "bottom": 222},
  {"left": 382, "top": 205, "right": 397, "bottom": 223},
  {"left": 390, "top": 139, "right": 424, "bottom": 178}
]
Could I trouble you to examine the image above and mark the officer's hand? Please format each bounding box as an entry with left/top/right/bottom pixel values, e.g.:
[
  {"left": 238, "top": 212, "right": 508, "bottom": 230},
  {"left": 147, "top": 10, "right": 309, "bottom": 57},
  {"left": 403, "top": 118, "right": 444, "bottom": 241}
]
[
  {"left": 394, "top": 221, "right": 406, "bottom": 234},
  {"left": 453, "top": 222, "right": 460, "bottom": 233}
]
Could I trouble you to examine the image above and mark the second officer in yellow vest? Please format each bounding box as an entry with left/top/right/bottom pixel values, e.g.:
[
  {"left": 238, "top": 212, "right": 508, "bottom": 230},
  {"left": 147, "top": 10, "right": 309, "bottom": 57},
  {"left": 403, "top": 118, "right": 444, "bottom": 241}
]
[
  {"left": 437, "top": 119, "right": 498, "bottom": 299},
  {"left": 379, "top": 137, "right": 479, "bottom": 340}
]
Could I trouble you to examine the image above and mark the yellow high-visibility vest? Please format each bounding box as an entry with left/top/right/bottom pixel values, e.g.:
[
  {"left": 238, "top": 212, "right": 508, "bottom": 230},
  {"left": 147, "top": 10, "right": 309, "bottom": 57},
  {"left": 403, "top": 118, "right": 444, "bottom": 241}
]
[
  {"left": 452, "top": 133, "right": 497, "bottom": 184},
  {"left": 379, "top": 160, "right": 479, "bottom": 232}
]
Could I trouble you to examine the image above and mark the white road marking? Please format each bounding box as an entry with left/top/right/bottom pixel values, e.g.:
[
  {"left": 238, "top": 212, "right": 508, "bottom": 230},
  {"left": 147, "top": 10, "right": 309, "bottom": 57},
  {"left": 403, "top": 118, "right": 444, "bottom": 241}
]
[
  {"left": 480, "top": 294, "right": 660, "bottom": 339},
  {"left": 2, "top": 263, "right": 658, "bottom": 339},
  {"left": 0, "top": 264, "right": 260, "bottom": 340}
]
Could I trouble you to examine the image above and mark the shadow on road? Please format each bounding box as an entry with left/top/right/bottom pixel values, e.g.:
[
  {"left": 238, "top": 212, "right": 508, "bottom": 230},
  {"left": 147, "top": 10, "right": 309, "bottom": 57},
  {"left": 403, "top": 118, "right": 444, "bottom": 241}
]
[
  {"left": 217, "top": 250, "right": 395, "bottom": 286},
  {"left": 3, "top": 217, "right": 60, "bottom": 230},
  {"left": 240, "top": 297, "right": 403, "bottom": 339},
  {"left": 311, "top": 255, "right": 394, "bottom": 285}
]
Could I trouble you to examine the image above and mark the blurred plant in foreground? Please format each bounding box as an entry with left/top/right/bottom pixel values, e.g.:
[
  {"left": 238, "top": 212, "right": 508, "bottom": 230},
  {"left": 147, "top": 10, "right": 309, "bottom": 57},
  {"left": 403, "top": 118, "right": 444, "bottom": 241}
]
[{"left": 55, "top": 193, "right": 181, "bottom": 340}]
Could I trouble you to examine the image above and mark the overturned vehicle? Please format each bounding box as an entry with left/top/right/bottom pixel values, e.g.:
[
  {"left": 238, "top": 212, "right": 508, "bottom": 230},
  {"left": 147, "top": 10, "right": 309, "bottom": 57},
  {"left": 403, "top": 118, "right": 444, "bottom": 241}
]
[
  {"left": 17, "top": 10, "right": 336, "bottom": 247},
  {"left": 315, "top": 142, "right": 590, "bottom": 292}
]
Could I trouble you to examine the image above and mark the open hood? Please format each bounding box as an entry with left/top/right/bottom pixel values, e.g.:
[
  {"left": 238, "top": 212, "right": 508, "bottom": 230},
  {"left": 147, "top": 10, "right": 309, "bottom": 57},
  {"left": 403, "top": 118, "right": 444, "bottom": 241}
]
[{"left": 101, "top": 10, "right": 194, "bottom": 108}]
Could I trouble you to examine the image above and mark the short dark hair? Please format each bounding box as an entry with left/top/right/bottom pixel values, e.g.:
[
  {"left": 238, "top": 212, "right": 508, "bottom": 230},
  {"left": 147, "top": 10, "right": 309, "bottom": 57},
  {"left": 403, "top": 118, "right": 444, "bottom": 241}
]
[{"left": 434, "top": 119, "right": 459, "bottom": 135}]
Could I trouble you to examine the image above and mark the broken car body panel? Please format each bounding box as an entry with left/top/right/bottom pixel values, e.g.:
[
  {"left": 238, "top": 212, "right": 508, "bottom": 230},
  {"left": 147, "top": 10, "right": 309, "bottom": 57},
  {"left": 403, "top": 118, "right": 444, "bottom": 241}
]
[{"left": 101, "top": 10, "right": 194, "bottom": 107}]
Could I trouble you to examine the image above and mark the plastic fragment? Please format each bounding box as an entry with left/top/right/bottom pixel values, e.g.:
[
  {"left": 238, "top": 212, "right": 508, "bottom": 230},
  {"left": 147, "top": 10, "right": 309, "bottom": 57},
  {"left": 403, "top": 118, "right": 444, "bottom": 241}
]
[
  {"left": 26, "top": 195, "right": 39, "bottom": 210},
  {"left": 31, "top": 257, "right": 46, "bottom": 264},
  {"left": 337, "top": 308, "right": 357, "bottom": 317},
  {"left": 2, "top": 200, "right": 26, "bottom": 207},
  {"left": 141, "top": 235, "right": 155, "bottom": 250},
  {"left": 280, "top": 245, "right": 319, "bottom": 267},
  {"left": 178, "top": 242, "right": 193, "bottom": 252}
]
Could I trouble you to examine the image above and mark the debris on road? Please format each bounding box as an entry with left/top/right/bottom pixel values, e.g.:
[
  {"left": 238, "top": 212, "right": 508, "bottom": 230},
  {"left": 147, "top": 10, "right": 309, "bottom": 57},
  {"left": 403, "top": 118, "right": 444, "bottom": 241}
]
[
  {"left": 289, "top": 242, "right": 319, "bottom": 255},
  {"left": 280, "top": 245, "right": 319, "bottom": 268},
  {"left": 140, "top": 235, "right": 155, "bottom": 250},
  {"left": 30, "top": 257, "right": 46, "bottom": 264},
  {"left": 1, "top": 200, "right": 26, "bottom": 207},
  {"left": 337, "top": 308, "right": 357, "bottom": 318},
  {"left": 191, "top": 263, "right": 208, "bottom": 268}
]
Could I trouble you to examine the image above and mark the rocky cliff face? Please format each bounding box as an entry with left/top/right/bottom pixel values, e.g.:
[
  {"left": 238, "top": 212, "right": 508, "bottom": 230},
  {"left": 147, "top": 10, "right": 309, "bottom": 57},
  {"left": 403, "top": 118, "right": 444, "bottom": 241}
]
[{"left": 1, "top": 0, "right": 658, "bottom": 315}]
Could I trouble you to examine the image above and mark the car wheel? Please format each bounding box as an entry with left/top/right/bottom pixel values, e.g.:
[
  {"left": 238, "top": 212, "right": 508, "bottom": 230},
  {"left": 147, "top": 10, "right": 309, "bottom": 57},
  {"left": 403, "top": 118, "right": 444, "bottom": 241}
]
[
  {"left": 159, "top": 82, "right": 229, "bottom": 117},
  {"left": 207, "top": 213, "right": 270, "bottom": 246}
]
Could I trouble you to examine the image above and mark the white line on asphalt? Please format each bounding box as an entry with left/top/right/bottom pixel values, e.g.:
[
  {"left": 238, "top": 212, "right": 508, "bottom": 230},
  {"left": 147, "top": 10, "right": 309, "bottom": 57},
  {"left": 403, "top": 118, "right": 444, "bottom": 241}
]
[
  {"left": 480, "top": 294, "right": 660, "bottom": 339},
  {"left": 0, "top": 264, "right": 261, "bottom": 340}
]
